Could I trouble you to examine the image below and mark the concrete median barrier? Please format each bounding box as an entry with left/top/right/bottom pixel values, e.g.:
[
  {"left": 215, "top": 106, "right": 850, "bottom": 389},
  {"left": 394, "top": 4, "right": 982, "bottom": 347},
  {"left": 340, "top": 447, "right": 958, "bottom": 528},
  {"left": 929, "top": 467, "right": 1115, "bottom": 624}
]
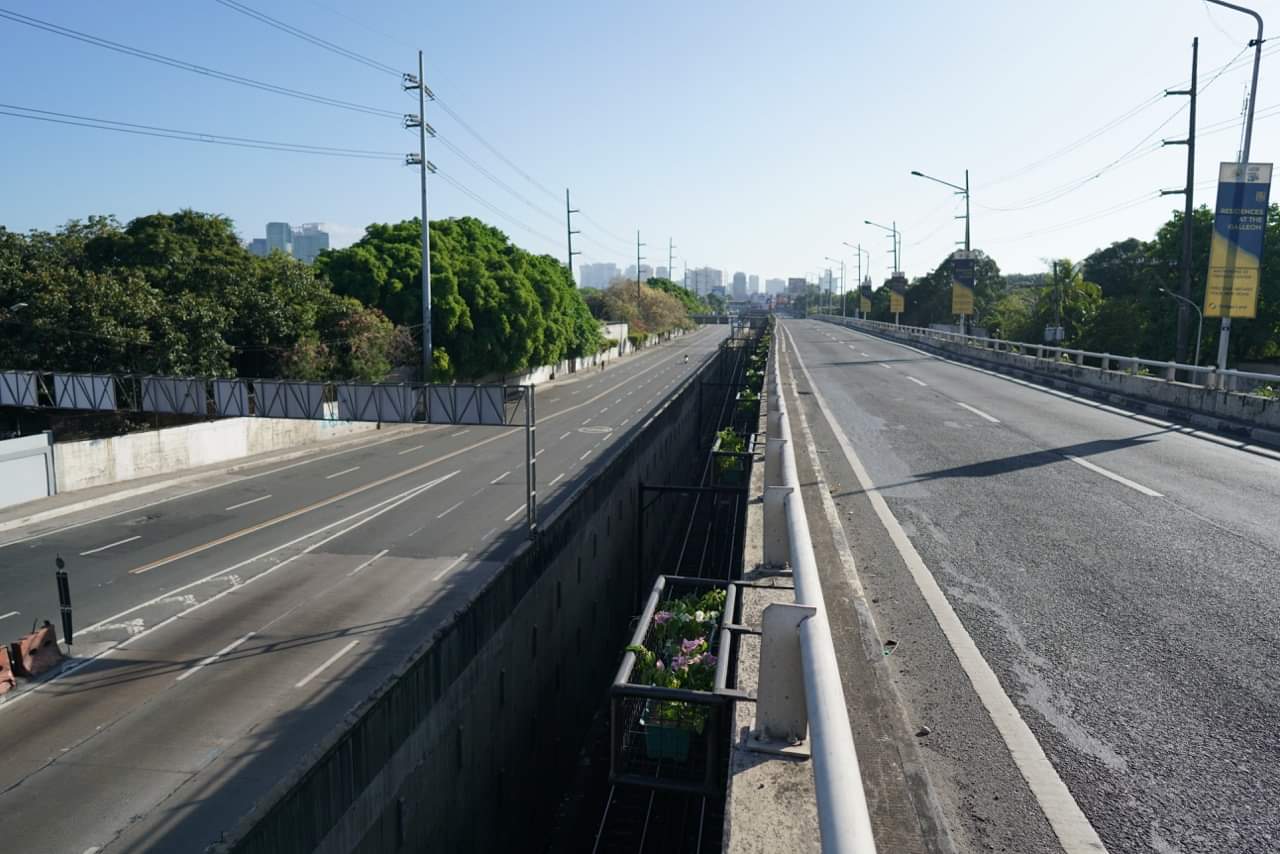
[{"left": 9, "top": 621, "right": 63, "bottom": 678}]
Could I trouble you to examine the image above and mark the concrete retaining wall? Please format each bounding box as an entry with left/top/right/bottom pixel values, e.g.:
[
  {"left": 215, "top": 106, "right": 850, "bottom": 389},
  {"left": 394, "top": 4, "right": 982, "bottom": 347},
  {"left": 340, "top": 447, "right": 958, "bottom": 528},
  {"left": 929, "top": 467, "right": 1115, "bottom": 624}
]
[
  {"left": 215, "top": 345, "right": 729, "bottom": 854},
  {"left": 54, "top": 417, "right": 380, "bottom": 492},
  {"left": 0, "top": 432, "right": 57, "bottom": 510},
  {"left": 822, "top": 317, "right": 1280, "bottom": 444}
]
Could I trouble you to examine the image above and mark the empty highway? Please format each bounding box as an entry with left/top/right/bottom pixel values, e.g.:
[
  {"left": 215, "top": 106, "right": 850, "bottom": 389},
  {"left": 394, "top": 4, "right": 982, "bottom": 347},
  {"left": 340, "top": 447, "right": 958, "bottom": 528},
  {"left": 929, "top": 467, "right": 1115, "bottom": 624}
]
[
  {"left": 779, "top": 318, "right": 1279, "bottom": 854},
  {"left": 0, "top": 325, "right": 727, "bottom": 854}
]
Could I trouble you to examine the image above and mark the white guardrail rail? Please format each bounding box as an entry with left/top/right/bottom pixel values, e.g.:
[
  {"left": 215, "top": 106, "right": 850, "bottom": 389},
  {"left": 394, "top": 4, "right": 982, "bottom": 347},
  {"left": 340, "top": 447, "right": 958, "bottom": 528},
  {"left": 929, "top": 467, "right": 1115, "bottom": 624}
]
[
  {"left": 816, "top": 315, "right": 1280, "bottom": 393},
  {"left": 750, "top": 327, "right": 876, "bottom": 853}
]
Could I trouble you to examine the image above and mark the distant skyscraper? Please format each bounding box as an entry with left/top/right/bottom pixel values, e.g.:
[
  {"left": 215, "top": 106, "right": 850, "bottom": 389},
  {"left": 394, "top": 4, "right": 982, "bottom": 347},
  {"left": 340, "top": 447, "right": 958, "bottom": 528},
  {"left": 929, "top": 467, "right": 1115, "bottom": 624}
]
[
  {"left": 265, "top": 221, "right": 292, "bottom": 255},
  {"left": 687, "top": 267, "right": 723, "bottom": 296},
  {"left": 578, "top": 262, "right": 619, "bottom": 289},
  {"left": 291, "top": 223, "right": 330, "bottom": 263},
  {"left": 655, "top": 266, "right": 669, "bottom": 279},
  {"left": 247, "top": 238, "right": 268, "bottom": 257},
  {"left": 748, "top": 274, "right": 760, "bottom": 294},
  {"left": 731, "top": 272, "right": 747, "bottom": 300},
  {"left": 787, "top": 277, "right": 807, "bottom": 294},
  {"left": 624, "top": 263, "right": 654, "bottom": 281},
  {"left": 765, "top": 277, "right": 786, "bottom": 295}
]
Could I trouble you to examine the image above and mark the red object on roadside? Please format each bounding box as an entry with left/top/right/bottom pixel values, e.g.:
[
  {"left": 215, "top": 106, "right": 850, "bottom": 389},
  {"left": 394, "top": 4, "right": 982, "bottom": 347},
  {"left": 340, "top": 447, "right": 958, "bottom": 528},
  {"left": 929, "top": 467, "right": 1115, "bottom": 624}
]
[
  {"left": 10, "top": 620, "right": 64, "bottom": 678},
  {"left": 0, "top": 645, "right": 15, "bottom": 695}
]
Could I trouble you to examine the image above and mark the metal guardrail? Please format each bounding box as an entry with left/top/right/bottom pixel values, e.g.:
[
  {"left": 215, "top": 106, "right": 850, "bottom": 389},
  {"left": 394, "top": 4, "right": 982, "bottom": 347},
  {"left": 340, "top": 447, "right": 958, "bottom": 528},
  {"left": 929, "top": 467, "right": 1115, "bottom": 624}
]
[
  {"left": 816, "top": 315, "right": 1280, "bottom": 393},
  {"left": 754, "top": 328, "right": 877, "bottom": 853}
]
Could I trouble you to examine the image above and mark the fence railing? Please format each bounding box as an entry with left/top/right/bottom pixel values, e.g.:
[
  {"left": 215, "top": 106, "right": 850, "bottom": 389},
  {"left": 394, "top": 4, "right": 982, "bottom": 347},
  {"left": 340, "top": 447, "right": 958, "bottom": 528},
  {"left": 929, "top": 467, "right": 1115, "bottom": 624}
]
[
  {"left": 755, "top": 328, "right": 876, "bottom": 853},
  {"left": 816, "top": 315, "right": 1280, "bottom": 394}
]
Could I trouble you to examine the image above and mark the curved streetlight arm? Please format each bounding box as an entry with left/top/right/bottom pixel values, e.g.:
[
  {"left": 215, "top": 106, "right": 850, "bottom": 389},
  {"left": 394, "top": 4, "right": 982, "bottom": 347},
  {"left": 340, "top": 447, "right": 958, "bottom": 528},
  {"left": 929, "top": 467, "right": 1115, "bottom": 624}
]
[{"left": 910, "top": 169, "right": 966, "bottom": 193}]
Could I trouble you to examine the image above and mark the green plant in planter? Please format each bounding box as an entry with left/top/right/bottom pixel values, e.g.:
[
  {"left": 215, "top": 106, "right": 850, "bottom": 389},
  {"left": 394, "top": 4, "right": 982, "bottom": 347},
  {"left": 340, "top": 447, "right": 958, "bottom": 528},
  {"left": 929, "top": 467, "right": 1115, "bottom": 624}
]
[
  {"left": 737, "top": 388, "right": 759, "bottom": 413},
  {"left": 627, "top": 587, "right": 727, "bottom": 758}
]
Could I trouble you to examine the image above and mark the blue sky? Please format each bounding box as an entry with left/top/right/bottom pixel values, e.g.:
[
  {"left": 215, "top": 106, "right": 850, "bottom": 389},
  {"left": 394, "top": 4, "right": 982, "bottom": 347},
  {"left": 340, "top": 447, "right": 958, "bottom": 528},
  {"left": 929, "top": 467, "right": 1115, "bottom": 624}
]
[{"left": 1, "top": 0, "right": 1276, "bottom": 283}]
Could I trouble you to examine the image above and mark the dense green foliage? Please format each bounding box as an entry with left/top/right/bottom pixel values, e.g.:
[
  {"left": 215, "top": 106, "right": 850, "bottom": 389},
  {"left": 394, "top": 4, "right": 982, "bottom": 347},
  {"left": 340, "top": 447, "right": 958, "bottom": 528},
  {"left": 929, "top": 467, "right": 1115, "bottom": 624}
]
[
  {"left": 1, "top": 211, "right": 604, "bottom": 383},
  {"left": 319, "top": 216, "right": 601, "bottom": 380},
  {"left": 0, "top": 212, "right": 406, "bottom": 380},
  {"left": 861, "top": 205, "right": 1280, "bottom": 364}
]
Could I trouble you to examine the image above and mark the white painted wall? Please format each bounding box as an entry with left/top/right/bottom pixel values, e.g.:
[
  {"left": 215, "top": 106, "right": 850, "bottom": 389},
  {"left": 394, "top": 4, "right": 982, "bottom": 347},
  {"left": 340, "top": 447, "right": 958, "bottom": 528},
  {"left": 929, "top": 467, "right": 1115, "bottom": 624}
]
[{"left": 54, "top": 417, "right": 380, "bottom": 492}]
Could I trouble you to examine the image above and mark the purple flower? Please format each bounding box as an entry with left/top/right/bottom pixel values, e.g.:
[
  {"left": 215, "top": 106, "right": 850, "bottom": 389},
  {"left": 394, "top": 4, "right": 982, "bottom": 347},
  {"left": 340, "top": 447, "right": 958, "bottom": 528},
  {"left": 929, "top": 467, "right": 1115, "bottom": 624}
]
[
  {"left": 705, "top": 653, "right": 717, "bottom": 666},
  {"left": 681, "top": 637, "right": 703, "bottom": 654},
  {"left": 672, "top": 655, "right": 688, "bottom": 670},
  {"left": 653, "top": 611, "right": 673, "bottom": 625}
]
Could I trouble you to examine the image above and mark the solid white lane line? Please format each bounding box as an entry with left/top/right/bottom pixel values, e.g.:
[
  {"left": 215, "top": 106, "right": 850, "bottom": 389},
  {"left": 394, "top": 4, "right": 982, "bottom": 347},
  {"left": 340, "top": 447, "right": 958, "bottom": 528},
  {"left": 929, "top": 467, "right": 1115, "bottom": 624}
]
[
  {"left": 0, "top": 611, "right": 18, "bottom": 621},
  {"left": 326, "top": 466, "right": 360, "bottom": 480},
  {"left": 491, "top": 470, "right": 511, "bottom": 484},
  {"left": 177, "top": 631, "right": 254, "bottom": 682},
  {"left": 397, "top": 444, "right": 424, "bottom": 455},
  {"left": 482, "top": 527, "right": 497, "bottom": 541},
  {"left": 79, "top": 535, "right": 141, "bottom": 556},
  {"left": 1062, "top": 454, "right": 1163, "bottom": 497},
  {"left": 580, "top": 450, "right": 591, "bottom": 460},
  {"left": 295, "top": 639, "right": 360, "bottom": 688},
  {"left": 549, "top": 473, "right": 565, "bottom": 486},
  {"left": 559, "top": 431, "right": 572, "bottom": 441},
  {"left": 451, "top": 429, "right": 470, "bottom": 437},
  {"left": 348, "top": 548, "right": 389, "bottom": 576},
  {"left": 433, "top": 552, "right": 469, "bottom": 582},
  {"left": 224, "top": 494, "right": 272, "bottom": 512},
  {"left": 437, "top": 500, "right": 464, "bottom": 519},
  {"left": 783, "top": 324, "right": 1107, "bottom": 854},
  {"left": 504, "top": 504, "right": 526, "bottom": 522},
  {"left": 956, "top": 401, "right": 1001, "bottom": 423},
  {"left": 906, "top": 376, "right": 928, "bottom": 387}
]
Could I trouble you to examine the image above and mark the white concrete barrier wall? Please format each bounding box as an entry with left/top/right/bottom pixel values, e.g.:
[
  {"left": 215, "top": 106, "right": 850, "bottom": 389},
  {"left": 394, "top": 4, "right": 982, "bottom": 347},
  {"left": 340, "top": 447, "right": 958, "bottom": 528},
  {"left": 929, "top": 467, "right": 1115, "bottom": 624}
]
[{"left": 53, "top": 417, "right": 380, "bottom": 493}]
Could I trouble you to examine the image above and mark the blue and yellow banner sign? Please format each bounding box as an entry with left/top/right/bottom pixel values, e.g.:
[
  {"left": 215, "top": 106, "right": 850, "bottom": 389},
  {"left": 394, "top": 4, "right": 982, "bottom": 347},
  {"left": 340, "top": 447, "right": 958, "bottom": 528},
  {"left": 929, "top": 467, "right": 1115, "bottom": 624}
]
[
  {"left": 951, "top": 251, "right": 975, "bottom": 316},
  {"left": 1205, "top": 162, "right": 1272, "bottom": 318}
]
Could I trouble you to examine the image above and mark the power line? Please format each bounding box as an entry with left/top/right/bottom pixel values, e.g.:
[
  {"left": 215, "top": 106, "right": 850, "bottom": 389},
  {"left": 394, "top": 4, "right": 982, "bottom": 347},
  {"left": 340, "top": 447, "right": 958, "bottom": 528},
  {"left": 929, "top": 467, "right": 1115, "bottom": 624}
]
[
  {"left": 212, "top": 0, "right": 402, "bottom": 77},
  {"left": 214, "top": 0, "right": 638, "bottom": 247},
  {"left": 0, "top": 103, "right": 403, "bottom": 159},
  {"left": 0, "top": 8, "right": 400, "bottom": 119},
  {"left": 434, "top": 169, "right": 562, "bottom": 249},
  {"left": 432, "top": 134, "right": 563, "bottom": 227}
]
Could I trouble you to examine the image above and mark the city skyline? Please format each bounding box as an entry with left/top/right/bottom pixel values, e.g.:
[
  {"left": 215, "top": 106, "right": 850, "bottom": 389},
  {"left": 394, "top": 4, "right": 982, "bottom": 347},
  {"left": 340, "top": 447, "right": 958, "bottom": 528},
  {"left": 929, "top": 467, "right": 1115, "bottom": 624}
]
[{"left": 1, "top": 1, "right": 1265, "bottom": 282}]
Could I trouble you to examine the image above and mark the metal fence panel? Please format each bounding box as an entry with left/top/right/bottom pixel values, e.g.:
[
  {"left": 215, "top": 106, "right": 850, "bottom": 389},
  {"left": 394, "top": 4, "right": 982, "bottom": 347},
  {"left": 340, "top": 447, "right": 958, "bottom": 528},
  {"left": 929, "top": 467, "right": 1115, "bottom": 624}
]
[
  {"left": 213, "top": 379, "right": 250, "bottom": 417},
  {"left": 0, "top": 371, "right": 37, "bottom": 407},
  {"left": 142, "top": 377, "right": 207, "bottom": 415},
  {"left": 427, "top": 385, "right": 508, "bottom": 425},
  {"left": 255, "top": 381, "right": 327, "bottom": 420},
  {"left": 336, "top": 383, "right": 416, "bottom": 423},
  {"left": 53, "top": 373, "right": 116, "bottom": 411}
]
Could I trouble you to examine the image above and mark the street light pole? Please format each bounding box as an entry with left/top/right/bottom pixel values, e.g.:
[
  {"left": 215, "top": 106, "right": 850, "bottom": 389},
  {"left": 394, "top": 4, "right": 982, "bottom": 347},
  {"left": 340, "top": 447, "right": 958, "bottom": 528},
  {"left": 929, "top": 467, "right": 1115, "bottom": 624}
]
[
  {"left": 911, "top": 168, "right": 972, "bottom": 334},
  {"left": 1204, "top": 0, "right": 1264, "bottom": 375},
  {"left": 864, "top": 220, "right": 900, "bottom": 272},
  {"left": 1160, "top": 288, "right": 1204, "bottom": 368},
  {"left": 843, "top": 242, "right": 869, "bottom": 319}
]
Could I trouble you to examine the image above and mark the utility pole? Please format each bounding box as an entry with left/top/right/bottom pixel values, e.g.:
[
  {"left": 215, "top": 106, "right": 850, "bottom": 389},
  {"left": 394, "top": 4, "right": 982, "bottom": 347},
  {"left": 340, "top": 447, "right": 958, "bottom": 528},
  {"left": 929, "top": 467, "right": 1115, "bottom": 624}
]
[
  {"left": 1053, "top": 260, "right": 1062, "bottom": 337},
  {"left": 1205, "top": 0, "right": 1264, "bottom": 375},
  {"left": 636, "top": 231, "right": 646, "bottom": 301},
  {"left": 1161, "top": 38, "right": 1198, "bottom": 366},
  {"left": 403, "top": 51, "right": 434, "bottom": 381},
  {"left": 565, "top": 189, "right": 581, "bottom": 281}
]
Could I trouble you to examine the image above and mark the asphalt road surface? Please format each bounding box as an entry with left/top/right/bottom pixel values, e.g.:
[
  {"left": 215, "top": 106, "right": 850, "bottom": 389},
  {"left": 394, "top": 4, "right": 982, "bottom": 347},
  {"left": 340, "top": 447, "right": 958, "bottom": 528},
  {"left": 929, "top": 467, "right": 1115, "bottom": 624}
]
[
  {"left": 0, "top": 325, "right": 727, "bottom": 854},
  {"left": 779, "top": 319, "right": 1279, "bottom": 854}
]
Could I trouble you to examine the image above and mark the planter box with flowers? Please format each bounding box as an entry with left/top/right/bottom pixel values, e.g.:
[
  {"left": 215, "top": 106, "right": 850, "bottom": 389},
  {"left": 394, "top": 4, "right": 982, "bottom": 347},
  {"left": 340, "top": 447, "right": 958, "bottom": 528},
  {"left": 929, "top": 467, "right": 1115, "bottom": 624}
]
[
  {"left": 610, "top": 575, "right": 737, "bottom": 795},
  {"left": 711, "top": 427, "right": 750, "bottom": 488}
]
